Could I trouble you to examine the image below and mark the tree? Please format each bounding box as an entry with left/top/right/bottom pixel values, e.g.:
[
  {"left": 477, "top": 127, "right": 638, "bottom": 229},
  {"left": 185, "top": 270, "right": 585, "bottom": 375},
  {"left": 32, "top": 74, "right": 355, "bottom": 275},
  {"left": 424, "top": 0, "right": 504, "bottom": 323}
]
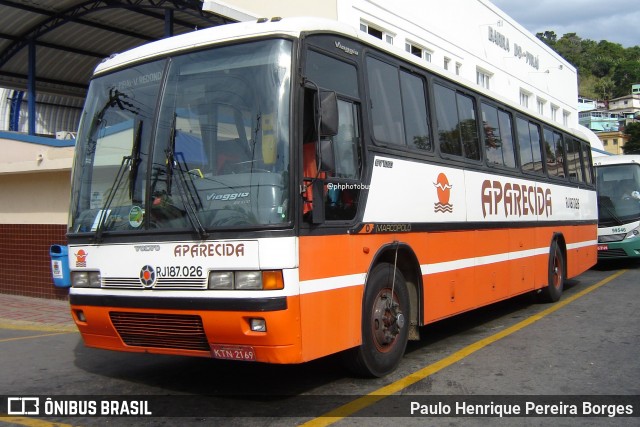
[
  {"left": 612, "top": 61, "right": 640, "bottom": 97},
  {"left": 536, "top": 31, "right": 557, "bottom": 47},
  {"left": 622, "top": 122, "right": 640, "bottom": 154},
  {"left": 535, "top": 30, "right": 640, "bottom": 99},
  {"left": 553, "top": 33, "right": 583, "bottom": 68},
  {"left": 593, "top": 77, "right": 615, "bottom": 100}
]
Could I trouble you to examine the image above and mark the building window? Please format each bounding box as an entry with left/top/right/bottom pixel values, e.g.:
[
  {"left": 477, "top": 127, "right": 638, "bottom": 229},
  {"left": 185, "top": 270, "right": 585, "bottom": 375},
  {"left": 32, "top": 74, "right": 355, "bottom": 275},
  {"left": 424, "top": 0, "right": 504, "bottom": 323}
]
[
  {"left": 613, "top": 139, "right": 618, "bottom": 145},
  {"left": 519, "top": 90, "right": 530, "bottom": 109},
  {"left": 360, "top": 22, "right": 393, "bottom": 45},
  {"left": 603, "top": 140, "right": 608, "bottom": 146},
  {"left": 406, "top": 42, "right": 420, "bottom": 57},
  {"left": 476, "top": 69, "right": 491, "bottom": 90},
  {"left": 537, "top": 98, "right": 546, "bottom": 115},
  {"left": 405, "top": 42, "right": 432, "bottom": 62},
  {"left": 444, "top": 57, "right": 450, "bottom": 71},
  {"left": 563, "top": 110, "right": 570, "bottom": 126},
  {"left": 551, "top": 105, "right": 559, "bottom": 122}
]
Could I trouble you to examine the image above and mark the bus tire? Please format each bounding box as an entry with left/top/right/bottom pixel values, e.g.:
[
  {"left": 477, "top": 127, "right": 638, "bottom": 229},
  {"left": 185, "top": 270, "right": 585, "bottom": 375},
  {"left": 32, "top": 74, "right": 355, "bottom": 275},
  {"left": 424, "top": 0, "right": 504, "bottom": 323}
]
[
  {"left": 539, "top": 241, "right": 565, "bottom": 303},
  {"left": 344, "top": 263, "right": 409, "bottom": 377}
]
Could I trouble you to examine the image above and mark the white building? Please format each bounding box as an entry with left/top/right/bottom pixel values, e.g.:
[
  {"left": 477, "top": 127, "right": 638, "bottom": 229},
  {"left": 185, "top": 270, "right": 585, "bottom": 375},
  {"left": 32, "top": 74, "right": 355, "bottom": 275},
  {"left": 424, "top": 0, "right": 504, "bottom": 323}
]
[
  {"left": 205, "top": 0, "right": 579, "bottom": 129},
  {"left": 607, "top": 94, "right": 640, "bottom": 115}
]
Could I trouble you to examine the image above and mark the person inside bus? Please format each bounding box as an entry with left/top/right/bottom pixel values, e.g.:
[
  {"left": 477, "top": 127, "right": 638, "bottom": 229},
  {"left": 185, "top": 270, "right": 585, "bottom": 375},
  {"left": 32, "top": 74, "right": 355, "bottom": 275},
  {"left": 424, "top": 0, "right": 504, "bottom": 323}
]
[{"left": 621, "top": 187, "right": 640, "bottom": 201}]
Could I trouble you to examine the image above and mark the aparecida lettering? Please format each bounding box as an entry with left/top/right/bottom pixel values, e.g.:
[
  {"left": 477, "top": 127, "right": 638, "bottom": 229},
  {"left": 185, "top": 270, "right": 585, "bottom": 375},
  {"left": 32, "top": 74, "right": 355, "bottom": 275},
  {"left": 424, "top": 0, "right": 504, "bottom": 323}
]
[
  {"left": 481, "top": 180, "right": 552, "bottom": 218},
  {"left": 174, "top": 243, "right": 245, "bottom": 258}
]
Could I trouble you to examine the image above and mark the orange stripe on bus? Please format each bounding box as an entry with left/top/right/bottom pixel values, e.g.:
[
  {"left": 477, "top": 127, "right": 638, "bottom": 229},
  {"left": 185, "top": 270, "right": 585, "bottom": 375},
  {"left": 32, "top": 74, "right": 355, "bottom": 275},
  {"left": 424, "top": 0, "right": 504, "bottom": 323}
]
[{"left": 299, "top": 224, "right": 595, "bottom": 282}]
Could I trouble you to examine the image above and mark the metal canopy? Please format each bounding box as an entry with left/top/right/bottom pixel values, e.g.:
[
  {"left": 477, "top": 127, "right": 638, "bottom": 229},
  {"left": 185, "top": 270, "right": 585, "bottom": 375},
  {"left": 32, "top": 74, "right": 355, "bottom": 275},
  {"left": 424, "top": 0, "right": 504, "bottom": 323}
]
[{"left": 0, "top": 0, "right": 234, "bottom": 98}]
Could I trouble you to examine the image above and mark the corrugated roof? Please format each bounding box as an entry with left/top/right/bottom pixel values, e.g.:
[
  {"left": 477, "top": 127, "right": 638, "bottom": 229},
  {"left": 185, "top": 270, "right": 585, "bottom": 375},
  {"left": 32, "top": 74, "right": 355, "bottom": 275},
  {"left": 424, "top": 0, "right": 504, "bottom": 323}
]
[{"left": 0, "top": 0, "right": 233, "bottom": 98}]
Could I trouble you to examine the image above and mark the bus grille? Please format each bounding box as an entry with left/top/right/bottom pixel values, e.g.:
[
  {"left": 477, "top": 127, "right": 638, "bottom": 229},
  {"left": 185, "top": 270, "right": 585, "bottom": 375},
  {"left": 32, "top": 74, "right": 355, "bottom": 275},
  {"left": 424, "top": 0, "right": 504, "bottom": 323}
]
[
  {"left": 598, "top": 248, "right": 628, "bottom": 258},
  {"left": 102, "top": 277, "right": 207, "bottom": 290},
  {"left": 110, "top": 312, "right": 210, "bottom": 351},
  {"left": 598, "top": 233, "right": 626, "bottom": 243}
]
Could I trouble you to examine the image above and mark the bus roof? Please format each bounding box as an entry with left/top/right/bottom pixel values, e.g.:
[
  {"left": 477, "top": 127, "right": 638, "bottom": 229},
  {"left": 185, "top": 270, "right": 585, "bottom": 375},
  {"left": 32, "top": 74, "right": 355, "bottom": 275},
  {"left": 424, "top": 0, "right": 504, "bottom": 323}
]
[
  {"left": 593, "top": 155, "right": 640, "bottom": 167},
  {"left": 94, "top": 17, "right": 357, "bottom": 75},
  {"left": 93, "top": 16, "right": 589, "bottom": 143}
]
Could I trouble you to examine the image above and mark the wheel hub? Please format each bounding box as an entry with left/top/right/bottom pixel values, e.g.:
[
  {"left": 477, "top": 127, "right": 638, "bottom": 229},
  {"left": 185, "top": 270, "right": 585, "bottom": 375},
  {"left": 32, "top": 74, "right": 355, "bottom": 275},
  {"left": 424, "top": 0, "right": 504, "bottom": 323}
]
[{"left": 372, "top": 291, "right": 404, "bottom": 349}]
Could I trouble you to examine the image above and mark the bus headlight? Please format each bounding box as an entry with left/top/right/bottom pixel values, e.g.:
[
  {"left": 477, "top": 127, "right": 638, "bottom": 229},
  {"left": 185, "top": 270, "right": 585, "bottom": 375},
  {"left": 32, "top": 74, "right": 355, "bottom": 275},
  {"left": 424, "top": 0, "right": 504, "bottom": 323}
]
[
  {"left": 208, "top": 271, "right": 234, "bottom": 289},
  {"left": 71, "top": 271, "right": 101, "bottom": 288},
  {"left": 207, "top": 271, "right": 284, "bottom": 290},
  {"left": 235, "top": 271, "right": 262, "bottom": 290},
  {"left": 624, "top": 227, "right": 640, "bottom": 239}
]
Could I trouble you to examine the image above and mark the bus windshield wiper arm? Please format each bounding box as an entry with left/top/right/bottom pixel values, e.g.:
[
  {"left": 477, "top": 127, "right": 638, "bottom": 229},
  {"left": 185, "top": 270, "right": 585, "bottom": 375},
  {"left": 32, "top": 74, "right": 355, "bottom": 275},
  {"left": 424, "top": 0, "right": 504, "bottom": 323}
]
[
  {"left": 166, "top": 115, "right": 208, "bottom": 240},
  {"left": 94, "top": 155, "right": 131, "bottom": 242},
  {"left": 599, "top": 201, "right": 624, "bottom": 226}
]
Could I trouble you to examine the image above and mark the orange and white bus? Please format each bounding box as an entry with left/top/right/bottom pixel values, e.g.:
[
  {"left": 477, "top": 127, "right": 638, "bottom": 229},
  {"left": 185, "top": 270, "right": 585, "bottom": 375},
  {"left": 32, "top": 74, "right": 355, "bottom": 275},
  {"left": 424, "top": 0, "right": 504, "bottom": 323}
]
[{"left": 68, "top": 17, "right": 597, "bottom": 377}]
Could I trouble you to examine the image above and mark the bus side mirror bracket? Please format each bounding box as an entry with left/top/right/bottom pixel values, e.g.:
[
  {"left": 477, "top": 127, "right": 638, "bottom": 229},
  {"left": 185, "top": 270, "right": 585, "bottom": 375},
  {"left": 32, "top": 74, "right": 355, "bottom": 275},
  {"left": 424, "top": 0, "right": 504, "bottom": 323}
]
[{"left": 311, "top": 179, "right": 325, "bottom": 224}]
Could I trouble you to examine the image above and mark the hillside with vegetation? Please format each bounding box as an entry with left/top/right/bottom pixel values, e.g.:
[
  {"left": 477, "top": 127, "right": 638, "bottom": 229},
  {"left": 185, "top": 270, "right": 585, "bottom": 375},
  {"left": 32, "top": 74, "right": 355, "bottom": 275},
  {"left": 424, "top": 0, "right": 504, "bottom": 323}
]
[{"left": 536, "top": 31, "right": 640, "bottom": 100}]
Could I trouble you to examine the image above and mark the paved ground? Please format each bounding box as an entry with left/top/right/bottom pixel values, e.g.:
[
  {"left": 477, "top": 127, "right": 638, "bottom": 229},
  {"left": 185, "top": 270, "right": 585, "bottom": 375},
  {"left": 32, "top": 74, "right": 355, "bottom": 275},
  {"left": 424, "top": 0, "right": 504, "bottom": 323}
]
[{"left": 0, "top": 293, "right": 76, "bottom": 332}]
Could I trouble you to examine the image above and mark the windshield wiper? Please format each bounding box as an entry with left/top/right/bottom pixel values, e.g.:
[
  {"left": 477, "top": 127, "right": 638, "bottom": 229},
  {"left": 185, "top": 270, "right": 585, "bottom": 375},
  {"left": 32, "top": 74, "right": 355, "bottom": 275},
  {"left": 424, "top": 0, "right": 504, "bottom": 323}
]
[
  {"left": 166, "top": 114, "right": 208, "bottom": 240},
  {"left": 94, "top": 155, "right": 132, "bottom": 242},
  {"left": 598, "top": 197, "right": 624, "bottom": 226},
  {"left": 128, "top": 119, "right": 143, "bottom": 200}
]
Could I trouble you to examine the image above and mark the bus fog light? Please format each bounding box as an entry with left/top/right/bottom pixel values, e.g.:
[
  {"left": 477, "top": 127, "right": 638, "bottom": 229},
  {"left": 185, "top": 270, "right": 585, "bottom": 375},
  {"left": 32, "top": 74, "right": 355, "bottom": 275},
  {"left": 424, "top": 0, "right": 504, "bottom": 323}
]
[
  {"left": 208, "top": 271, "right": 234, "bottom": 289},
  {"left": 250, "top": 318, "right": 267, "bottom": 332},
  {"left": 75, "top": 310, "right": 86, "bottom": 322},
  {"left": 236, "top": 271, "right": 262, "bottom": 289}
]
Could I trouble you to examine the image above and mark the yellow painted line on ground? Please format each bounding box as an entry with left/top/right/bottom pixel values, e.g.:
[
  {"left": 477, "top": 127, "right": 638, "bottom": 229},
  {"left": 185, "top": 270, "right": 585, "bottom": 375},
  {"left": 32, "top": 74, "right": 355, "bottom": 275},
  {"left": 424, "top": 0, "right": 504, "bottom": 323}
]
[
  {"left": 0, "top": 321, "right": 77, "bottom": 333},
  {"left": 0, "top": 331, "right": 75, "bottom": 343},
  {"left": 301, "top": 269, "right": 627, "bottom": 427},
  {"left": 0, "top": 415, "right": 75, "bottom": 427}
]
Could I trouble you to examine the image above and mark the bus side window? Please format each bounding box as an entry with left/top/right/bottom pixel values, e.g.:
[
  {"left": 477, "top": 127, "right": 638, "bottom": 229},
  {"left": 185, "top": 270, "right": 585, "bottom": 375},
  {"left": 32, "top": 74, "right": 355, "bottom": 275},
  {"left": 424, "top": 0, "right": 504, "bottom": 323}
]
[
  {"left": 582, "top": 143, "right": 594, "bottom": 185},
  {"left": 456, "top": 93, "right": 480, "bottom": 160},
  {"left": 434, "top": 84, "right": 462, "bottom": 156},
  {"left": 566, "top": 138, "right": 584, "bottom": 182},
  {"left": 517, "top": 118, "right": 544, "bottom": 174},
  {"left": 434, "top": 84, "right": 480, "bottom": 160},
  {"left": 399, "top": 70, "right": 431, "bottom": 150},
  {"left": 543, "top": 128, "right": 566, "bottom": 178},
  {"left": 482, "top": 103, "right": 515, "bottom": 168},
  {"left": 366, "top": 56, "right": 404, "bottom": 144}
]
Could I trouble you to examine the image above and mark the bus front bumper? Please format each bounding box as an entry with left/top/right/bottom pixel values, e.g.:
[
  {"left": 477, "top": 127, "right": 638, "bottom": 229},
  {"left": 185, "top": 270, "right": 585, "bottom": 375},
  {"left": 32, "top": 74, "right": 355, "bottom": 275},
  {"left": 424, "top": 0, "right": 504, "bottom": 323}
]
[
  {"left": 69, "top": 293, "right": 302, "bottom": 364},
  {"left": 597, "top": 239, "right": 640, "bottom": 260}
]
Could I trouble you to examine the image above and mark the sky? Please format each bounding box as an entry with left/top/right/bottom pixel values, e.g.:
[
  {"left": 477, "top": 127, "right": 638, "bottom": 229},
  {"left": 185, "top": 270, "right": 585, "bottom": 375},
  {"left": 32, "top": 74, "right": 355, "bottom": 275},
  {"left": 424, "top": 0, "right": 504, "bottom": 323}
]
[{"left": 489, "top": 0, "right": 640, "bottom": 48}]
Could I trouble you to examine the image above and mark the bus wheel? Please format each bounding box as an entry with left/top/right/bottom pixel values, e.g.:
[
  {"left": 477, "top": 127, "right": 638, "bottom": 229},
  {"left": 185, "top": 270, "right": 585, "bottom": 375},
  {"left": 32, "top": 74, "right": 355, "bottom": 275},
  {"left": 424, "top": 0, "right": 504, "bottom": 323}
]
[
  {"left": 345, "top": 263, "right": 409, "bottom": 377},
  {"left": 539, "top": 241, "right": 565, "bottom": 303}
]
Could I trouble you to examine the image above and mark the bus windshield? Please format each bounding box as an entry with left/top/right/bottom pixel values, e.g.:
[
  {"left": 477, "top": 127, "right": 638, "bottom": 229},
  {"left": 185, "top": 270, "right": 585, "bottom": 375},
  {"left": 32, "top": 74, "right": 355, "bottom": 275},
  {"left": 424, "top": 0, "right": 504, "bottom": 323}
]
[
  {"left": 596, "top": 163, "right": 640, "bottom": 226},
  {"left": 69, "top": 39, "right": 292, "bottom": 235}
]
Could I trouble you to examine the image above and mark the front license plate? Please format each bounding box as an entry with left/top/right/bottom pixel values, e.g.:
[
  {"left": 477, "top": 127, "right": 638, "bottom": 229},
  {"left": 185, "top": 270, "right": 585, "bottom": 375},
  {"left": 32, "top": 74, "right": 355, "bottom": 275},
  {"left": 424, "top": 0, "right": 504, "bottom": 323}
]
[
  {"left": 210, "top": 344, "right": 256, "bottom": 361},
  {"left": 597, "top": 245, "right": 609, "bottom": 251}
]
